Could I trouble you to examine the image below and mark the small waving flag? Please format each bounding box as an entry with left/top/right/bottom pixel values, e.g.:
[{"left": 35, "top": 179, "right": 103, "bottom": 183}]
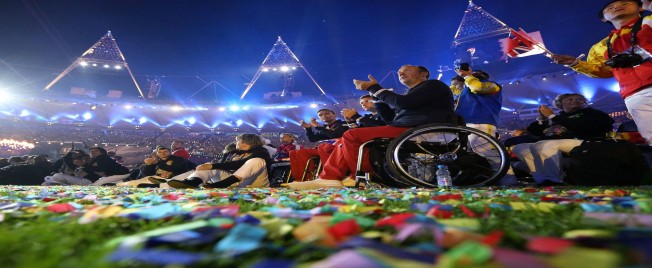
[{"left": 499, "top": 29, "right": 547, "bottom": 59}]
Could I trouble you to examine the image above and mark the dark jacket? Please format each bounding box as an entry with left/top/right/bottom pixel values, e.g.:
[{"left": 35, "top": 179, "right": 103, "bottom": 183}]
[
  {"left": 526, "top": 107, "right": 614, "bottom": 140},
  {"left": 0, "top": 161, "right": 53, "bottom": 185},
  {"left": 305, "top": 119, "right": 349, "bottom": 142},
  {"left": 90, "top": 154, "right": 129, "bottom": 177},
  {"left": 346, "top": 102, "right": 391, "bottom": 128},
  {"left": 210, "top": 146, "right": 272, "bottom": 172},
  {"left": 143, "top": 154, "right": 189, "bottom": 179},
  {"left": 368, "top": 80, "right": 456, "bottom": 127}
]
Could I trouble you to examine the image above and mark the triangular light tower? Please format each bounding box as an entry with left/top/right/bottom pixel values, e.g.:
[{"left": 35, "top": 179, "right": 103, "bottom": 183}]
[
  {"left": 44, "top": 31, "right": 145, "bottom": 98},
  {"left": 452, "top": 0, "right": 510, "bottom": 46},
  {"left": 240, "top": 36, "right": 334, "bottom": 102}
]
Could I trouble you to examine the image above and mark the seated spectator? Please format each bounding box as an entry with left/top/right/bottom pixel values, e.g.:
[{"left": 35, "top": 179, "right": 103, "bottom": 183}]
[
  {"left": 341, "top": 94, "right": 390, "bottom": 129},
  {"left": 262, "top": 138, "right": 277, "bottom": 157},
  {"left": 215, "top": 143, "right": 238, "bottom": 163},
  {"left": 116, "top": 146, "right": 189, "bottom": 187},
  {"left": 164, "top": 133, "right": 272, "bottom": 188},
  {"left": 286, "top": 64, "right": 456, "bottom": 189},
  {"left": 0, "top": 155, "right": 52, "bottom": 185},
  {"left": 50, "top": 150, "right": 87, "bottom": 176},
  {"left": 288, "top": 109, "right": 349, "bottom": 181},
  {"left": 171, "top": 140, "right": 191, "bottom": 160},
  {"left": 43, "top": 153, "right": 97, "bottom": 185},
  {"left": 87, "top": 147, "right": 130, "bottom": 185},
  {"left": 511, "top": 93, "right": 614, "bottom": 184},
  {"left": 273, "top": 133, "right": 299, "bottom": 161},
  {"left": 8, "top": 156, "right": 25, "bottom": 166}
]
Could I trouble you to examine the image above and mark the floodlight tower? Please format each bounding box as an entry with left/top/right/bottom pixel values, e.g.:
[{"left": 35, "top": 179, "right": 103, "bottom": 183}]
[
  {"left": 44, "top": 31, "right": 145, "bottom": 99},
  {"left": 240, "top": 36, "right": 332, "bottom": 102}
]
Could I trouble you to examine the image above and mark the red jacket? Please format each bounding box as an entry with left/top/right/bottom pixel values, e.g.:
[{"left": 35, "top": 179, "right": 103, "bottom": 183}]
[{"left": 573, "top": 16, "right": 652, "bottom": 99}]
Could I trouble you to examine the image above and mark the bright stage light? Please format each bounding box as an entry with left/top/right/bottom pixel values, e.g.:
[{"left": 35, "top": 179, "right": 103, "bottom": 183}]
[
  {"left": 19, "top": 110, "right": 30, "bottom": 117},
  {"left": 124, "top": 104, "right": 133, "bottom": 110},
  {"left": 139, "top": 117, "right": 147, "bottom": 124},
  {"left": 80, "top": 61, "right": 88, "bottom": 67},
  {"left": 82, "top": 112, "right": 93, "bottom": 120},
  {"left": 610, "top": 83, "right": 621, "bottom": 93},
  {"left": 280, "top": 66, "right": 290, "bottom": 72},
  {"left": 114, "top": 65, "right": 122, "bottom": 70},
  {"left": 236, "top": 119, "right": 243, "bottom": 126},
  {"left": 292, "top": 66, "right": 297, "bottom": 70},
  {"left": 92, "top": 63, "right": 98, "bottom": 67},
  {"left": 309, "top": 103, "right": 318, "bottom": 108},
  {"left": 262, "top": 68, "right": 269, "bottom": 72},
  {"left": 103, "top": 64, "right": 110, "bottom": 68},
  {"left": 229, "top": 105, "right": 240, "bottom": 111},
  {"left": 242, "top": 106, "right": 250, "bottom": 111},
  {"left": 172, "top": 106, "right": 182, "bottom": 111},
  {"left": 218, "top": 107, "right": 226, "bottom": 112}
]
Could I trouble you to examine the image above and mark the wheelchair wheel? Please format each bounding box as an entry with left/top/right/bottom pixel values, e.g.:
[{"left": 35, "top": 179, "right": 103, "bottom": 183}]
[{"left": 384, "top": 123, "right": 509, "bottom": 188}]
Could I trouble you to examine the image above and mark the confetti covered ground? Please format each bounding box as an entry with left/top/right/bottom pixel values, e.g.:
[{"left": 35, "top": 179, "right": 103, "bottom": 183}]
[{"left": 1, "top": 185, "right": 651, "bottom": 267}]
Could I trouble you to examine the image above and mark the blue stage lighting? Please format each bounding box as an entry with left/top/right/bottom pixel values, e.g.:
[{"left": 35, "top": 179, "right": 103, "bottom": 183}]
[
  {"left": 139, "top": 117, "right": 147, "bottom": 124},
  {"left": 236, "top": 119, "right": 243, "bottom": 126},
  {"left": 229, "top": 105, "right": 240, "bottom": 111}
]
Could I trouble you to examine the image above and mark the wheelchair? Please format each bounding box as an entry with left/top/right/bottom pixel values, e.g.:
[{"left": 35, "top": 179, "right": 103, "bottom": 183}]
[{"left": 356, "top": 123, "right": 510, "bottom": 188}]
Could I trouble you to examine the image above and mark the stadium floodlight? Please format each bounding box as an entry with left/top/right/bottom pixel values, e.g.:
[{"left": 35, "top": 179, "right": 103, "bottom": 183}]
[{"left": 82, "top": 112, "right": 93, "bottom": 120}]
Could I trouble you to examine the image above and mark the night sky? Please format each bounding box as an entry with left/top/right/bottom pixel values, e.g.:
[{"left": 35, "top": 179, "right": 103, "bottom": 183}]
[{"left": 0, "top": 0, "right": 620, "bottom": 103}]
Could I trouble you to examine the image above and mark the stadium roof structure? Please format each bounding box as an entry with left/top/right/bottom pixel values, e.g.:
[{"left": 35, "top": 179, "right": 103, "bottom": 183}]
[
  {"left": 240, "top": 36, "right": 336, "bottom": 103},
  {"left": 452, "top": 0, "right": 511, "bottom": 46},
  {"left": 44, "top": 31, "right": 145, "bottom": 98}
]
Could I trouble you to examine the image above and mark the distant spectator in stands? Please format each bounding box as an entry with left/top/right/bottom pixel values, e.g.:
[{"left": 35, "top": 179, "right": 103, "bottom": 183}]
[
  {"left": 0, "top": 155, "right": 52, "bottom": 185},
  {"left": 165, "top": 133, "right": 272, "bottom": 188},
  {"left": 171, "top": 140, "right": 191, "bottom": 160}
]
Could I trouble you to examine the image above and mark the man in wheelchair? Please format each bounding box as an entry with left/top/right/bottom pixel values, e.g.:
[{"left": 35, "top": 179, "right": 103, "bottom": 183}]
[{"left": 286, "top": 65, "right": 456, "bottom": 190}]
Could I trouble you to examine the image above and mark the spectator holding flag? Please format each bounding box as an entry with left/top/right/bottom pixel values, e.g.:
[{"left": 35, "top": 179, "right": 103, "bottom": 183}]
[{"left": 551, "top": 0, "right": 652, "bottom": 144}]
